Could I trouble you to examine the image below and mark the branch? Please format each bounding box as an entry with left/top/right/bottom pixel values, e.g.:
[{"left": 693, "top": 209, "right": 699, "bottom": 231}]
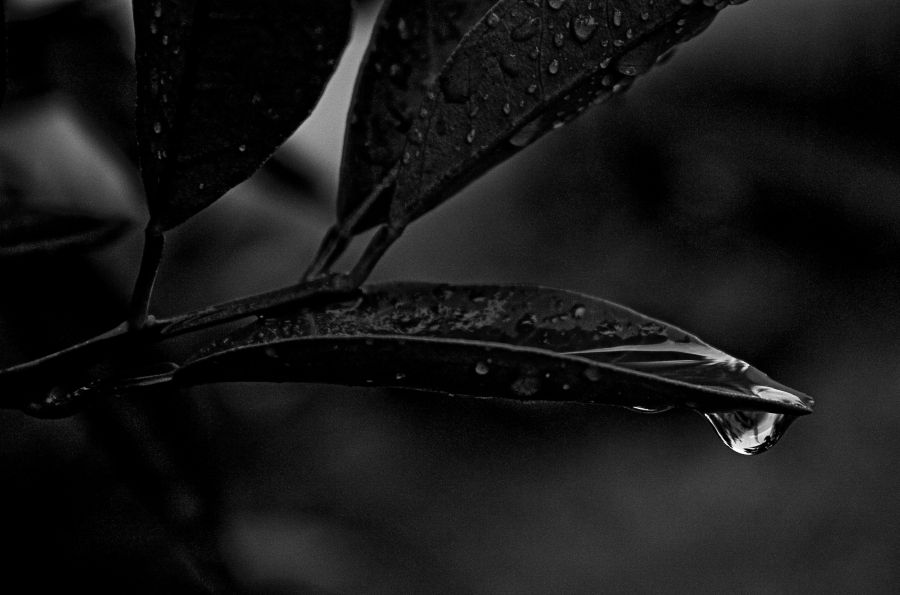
[{"left": 0, "top": 274, "right": 357, "bottom": 416}]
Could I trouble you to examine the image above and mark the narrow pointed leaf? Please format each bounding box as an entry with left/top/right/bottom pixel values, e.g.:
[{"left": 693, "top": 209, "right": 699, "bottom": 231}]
[
  {"left": 134, "top": 0, "right": 351, "bottom": 230},
  {"left": 388, "top": 0, "right": 733, "bottom": 227},
  {"left": 338, "top": 0, "right": 498, "bottom": 232},
  {"left": 178, "top": 283, "right": 814, "bottom": 420}
]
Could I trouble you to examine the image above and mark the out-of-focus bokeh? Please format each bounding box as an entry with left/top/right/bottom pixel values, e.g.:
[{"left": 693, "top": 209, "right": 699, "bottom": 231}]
[{"left": 2, "top": 0, "right": 899, "bottom": 592}]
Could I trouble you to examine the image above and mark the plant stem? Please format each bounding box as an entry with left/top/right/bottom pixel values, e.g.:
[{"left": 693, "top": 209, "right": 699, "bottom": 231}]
[
  {"left": 129, "top": 223, "right": 166, "bottom": 330},
  {"left": 0, "top": 274, "right": 357, "bottom": 412},
  {"left": 348, "top": 223, "right": 403, "bottom": 286},
  {"left": 302, "top": 166, "right": 401, "bottom": 281}
]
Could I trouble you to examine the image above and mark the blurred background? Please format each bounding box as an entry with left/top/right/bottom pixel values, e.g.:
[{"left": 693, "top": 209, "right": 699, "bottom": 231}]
[{"left": 2, "top": 0, "right": 899, "bottom": 592}]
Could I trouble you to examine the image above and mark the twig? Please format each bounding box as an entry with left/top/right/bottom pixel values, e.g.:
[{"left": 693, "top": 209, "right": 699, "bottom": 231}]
[
  {"left": 0, "top": 274, "right": 357, "bottom": 414},
  {"left": 129, "top": 222, "right": 166, "bottom": 330},
  {"left": 302, "top": 166, "right": 401, "bottom": 281}
]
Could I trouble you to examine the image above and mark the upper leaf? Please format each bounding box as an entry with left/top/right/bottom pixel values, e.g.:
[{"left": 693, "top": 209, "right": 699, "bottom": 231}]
[
  {"left": 179, "top": 282, "right": 813, "bottom": 420},
  {"left": 388, "top": 0, "right": 731, "bottom": 227},
  {"left": 338, "top": 0, "right": 498, "bottom": 233},
  {"left": 134, "top": 0, "right": 351, "bottom": 230}
]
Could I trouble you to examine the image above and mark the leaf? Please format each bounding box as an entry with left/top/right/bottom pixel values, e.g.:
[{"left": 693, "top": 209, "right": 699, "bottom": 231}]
[
  {"left": 337, "top": 0, "right": 498, "bottom": 232},
  {"left": 133, "top": 0, "right": 351, "bottom": 230},
  {"left": 387, "top": 0, "right": 734, "bottom": 227},
  {"left": 178, "top": 282, "right": 814, "bottom": 420}
]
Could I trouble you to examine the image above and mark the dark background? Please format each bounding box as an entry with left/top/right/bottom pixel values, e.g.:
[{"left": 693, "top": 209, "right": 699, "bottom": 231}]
[{"left": 2, "top": 0, "right": 898, "bottom": 592}]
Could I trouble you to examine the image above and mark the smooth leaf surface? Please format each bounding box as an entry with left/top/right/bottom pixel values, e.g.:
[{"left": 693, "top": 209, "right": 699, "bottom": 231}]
[
  {"left": 134, "top": 0, "right": 351, "bottom": 230},
  {"left": 388, "top": 0, "right": 737, "bottom": 227},
  {"left": 338, "top": 0, "right": 498, "bottom": 232},
  {"left": 179, "top": 282, "right": 813, "bottom": 418}
]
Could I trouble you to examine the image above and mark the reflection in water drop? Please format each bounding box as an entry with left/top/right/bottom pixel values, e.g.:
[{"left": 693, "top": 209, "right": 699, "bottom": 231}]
[
  {"left": 704, "top": 410, "right": 796, "bottom": 456},
  {"left": 628, "top": 405, "right": 673, "bottom": 414},
  {"left": 564, "top": 339, "right": 812, "bottom": 455}
]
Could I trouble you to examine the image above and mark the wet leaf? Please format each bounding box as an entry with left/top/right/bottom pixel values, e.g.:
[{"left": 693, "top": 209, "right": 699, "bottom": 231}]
[
  {"left": 388, "top": 0, "right": 734, "bottom": 227},
  {"left": 134, "top": 0, "right": 351, "bottom": 230},
  {"left": 338, "top": 0, "right": 497, "bottom": 232},
  {"left": 0, "top": 202, "right": 129, "bottom": 258},
  {"left": 179, "top": 282, "right": 814, "bottom": 421}
]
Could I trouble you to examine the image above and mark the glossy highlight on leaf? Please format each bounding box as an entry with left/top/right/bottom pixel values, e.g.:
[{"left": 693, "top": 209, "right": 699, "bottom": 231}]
[
  {"left": 179, "top": 283, "right": 813, "bottom": 431},
  {"left": 134, "top": 0, "right": 351, "bottom": 230},
  {"left": 338, "top": 0, "right": 497, "bottom": 233},
  {"left": 389, "top": 0, "right": 732, "bottom": 227}
]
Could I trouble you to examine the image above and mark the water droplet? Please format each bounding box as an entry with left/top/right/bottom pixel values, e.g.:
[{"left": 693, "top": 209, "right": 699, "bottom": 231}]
[
  {"left": 153, "top": 121, "right": 162, "bottom": 134},
  {"left": 486, "top": 12, "right": 501, "bottom": 27},
  {"left": 466, "top": 128, "right": 477, "bottom": 144},
  {"left": 553, "top": 32, "right": 565, "bottom": 47},
  {"left": 502, "top": 102, "right": 512, "bottom": 115},
  {"left": 475, "top": 361, "right": 490, "bottom": 375},
  {"left": 440, "top": 61, "right": 470, "bottom": 103},
  {"left": 618, "top": 44, "right": 658, "bottom": 76},
  {"left": 572, "top": 14, "right": 598, "bottom": 42},
  {"left": 527, "top": 83, "right": 538, "bottom": 94},
  {"left": 548, "top": 0, "right": 566, "bottom": 9},
  {"left": 395, "top": 372, "right": 407, "bottom": 381},
  {"left": 238, "top": 144, "right": 247, "bottom": 152},
  {"left": 511, "top": 17, "right": 540, "bottom": 41},
  {"left": 161, "top": 35, "right": 169, "bottom": 46},
  {"left": 500, "top": 53, "right": 521, "bottom": 76},
  {"left": 571, "top": 304, "right": 586, "bottom": 319},
  {"left": 548, "top": 59, "right": 560, "bottom": 75},
  {"left": 704, "top": 410, "right": 796, "bottom": 455},
  {"left": 515, "top": 312, "right": 538, "bottom": 333},
  {"left": 512, "top": 375, "right": 540, "bottom": 396},
  {"left": 583, "top": 367, "right": 600, "bottom": 382},
  {"left": 613, "top": 9, "right": 622, "bottom": 27},
  {"left": 251, "top": 92, "right": 262, "bottom": 105},
  {"left": 509, "top": 119, "right": 542, "bottom": 147},
  {"left": 397, "top": 17, "right": 410, "bottom": 40}
]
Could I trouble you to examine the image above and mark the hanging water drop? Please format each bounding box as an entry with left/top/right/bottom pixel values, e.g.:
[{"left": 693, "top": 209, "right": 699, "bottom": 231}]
[
  {"left": 548, "top": 59, "right": 560, "bottom": 75},
  {"left": 703, "top": 410, "right": 797, "bottom": 455}
]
